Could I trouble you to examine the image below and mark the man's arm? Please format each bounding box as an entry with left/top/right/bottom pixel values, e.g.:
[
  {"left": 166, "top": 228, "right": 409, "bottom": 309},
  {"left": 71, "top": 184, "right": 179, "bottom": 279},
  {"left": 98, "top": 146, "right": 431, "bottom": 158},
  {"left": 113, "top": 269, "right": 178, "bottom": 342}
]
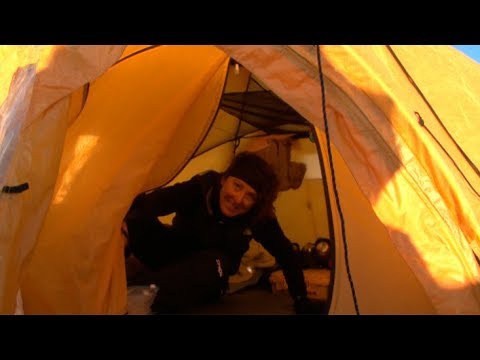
[
  {"left": 252, "top": 217, "right": 327, "bottom": 314},
  {"left": 252, "top": 217, "right": 308, "bottom": 301}
]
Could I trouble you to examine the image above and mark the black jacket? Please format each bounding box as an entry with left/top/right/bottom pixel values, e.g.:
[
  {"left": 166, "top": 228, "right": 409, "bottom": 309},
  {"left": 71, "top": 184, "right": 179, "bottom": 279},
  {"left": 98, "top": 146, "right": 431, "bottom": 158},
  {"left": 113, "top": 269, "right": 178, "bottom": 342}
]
[{"left": 126, "top": 170, "right": 307, "bottom": 300}]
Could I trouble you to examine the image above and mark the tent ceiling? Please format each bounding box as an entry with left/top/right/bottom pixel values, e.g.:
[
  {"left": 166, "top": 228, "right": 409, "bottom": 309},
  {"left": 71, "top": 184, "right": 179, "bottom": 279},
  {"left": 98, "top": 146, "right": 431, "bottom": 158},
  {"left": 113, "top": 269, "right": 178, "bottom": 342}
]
[{"left": 221, "top": 90, "right": 311, "bottom": 133}]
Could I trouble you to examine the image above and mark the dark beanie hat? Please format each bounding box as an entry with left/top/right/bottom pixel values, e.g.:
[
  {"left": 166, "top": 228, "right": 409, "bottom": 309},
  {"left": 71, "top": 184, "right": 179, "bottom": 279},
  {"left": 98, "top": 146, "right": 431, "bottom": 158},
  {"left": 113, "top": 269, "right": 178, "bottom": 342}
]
[{"left": 224, "top": 152, "right": 278, "bottom": 194}]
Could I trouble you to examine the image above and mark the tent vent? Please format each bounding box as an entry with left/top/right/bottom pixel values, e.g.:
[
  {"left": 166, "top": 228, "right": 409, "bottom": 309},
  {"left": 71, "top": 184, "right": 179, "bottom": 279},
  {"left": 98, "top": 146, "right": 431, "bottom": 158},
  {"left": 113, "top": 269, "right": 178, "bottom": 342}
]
[
  {"left": 415, "top": 112, "right": 479, "bottom": 197},
  {"left": 388, "top": 46, "right": 479, "bottom": 193}
]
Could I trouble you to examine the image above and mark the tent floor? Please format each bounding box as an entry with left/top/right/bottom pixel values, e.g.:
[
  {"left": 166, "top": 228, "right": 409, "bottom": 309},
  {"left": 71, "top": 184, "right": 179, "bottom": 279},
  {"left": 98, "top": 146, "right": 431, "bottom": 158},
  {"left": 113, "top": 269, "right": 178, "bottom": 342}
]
[
  {"left": 127, "top": 283, "right": 298, "bottom": 315},
  {"left": 186, "top": 286, "right": 295, "bottom": 315}
]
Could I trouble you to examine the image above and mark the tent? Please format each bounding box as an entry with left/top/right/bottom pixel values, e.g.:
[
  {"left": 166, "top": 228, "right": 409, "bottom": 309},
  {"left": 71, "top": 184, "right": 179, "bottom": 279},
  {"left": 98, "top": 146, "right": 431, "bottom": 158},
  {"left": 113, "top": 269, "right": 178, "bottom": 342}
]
[{"left": 1, "top": 45, "right": 479, "bottom": 314}]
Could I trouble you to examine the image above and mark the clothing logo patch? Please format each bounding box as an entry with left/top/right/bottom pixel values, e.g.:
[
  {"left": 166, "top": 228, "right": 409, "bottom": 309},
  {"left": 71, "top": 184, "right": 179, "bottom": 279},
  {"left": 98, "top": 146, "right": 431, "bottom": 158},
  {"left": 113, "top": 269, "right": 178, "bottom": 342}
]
[
  {"left": 215, "top": 259, "right": 223, "bottom": 278},
  {"left": 243, "top": 228, "right": 252, "bottom": 236}
]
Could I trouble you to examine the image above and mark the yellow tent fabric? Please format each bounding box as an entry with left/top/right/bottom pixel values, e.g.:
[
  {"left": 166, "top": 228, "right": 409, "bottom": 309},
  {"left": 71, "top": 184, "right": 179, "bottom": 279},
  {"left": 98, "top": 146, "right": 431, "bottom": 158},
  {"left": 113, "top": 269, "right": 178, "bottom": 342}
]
[
  {"left": 21, "top": 46, "right": 228, "bottom": 314},
  {"left": 222, "top": 45, "right": 480, "bottom": 314},
  {"left": 1, "top": 45, "right": 479, "bottom": 314},
  {"left": 0, "top": 46, "right": 125, "bottom": 314}
]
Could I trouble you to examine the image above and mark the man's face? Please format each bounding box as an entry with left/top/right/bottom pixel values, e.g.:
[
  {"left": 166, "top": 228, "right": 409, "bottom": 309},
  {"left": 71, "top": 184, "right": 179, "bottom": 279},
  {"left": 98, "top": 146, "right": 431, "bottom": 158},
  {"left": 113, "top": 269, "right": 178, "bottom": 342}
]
[{"left": 219, "top": 176, "right": 258, "bottom": 218}]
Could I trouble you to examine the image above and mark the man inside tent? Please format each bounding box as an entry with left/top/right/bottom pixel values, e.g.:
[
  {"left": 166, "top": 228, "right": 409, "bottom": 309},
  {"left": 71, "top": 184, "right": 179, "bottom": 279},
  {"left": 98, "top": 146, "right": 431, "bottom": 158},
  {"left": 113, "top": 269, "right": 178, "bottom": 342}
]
[{"left": 123, "top": 151, "right": 322, "bottom": 314}]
